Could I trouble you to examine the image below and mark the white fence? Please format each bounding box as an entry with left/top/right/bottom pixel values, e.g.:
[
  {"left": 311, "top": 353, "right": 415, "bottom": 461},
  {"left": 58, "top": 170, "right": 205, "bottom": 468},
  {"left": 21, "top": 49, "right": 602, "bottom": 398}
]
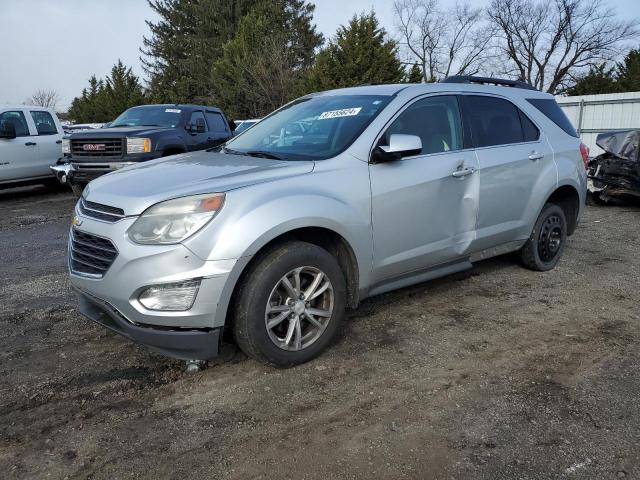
[{"left": 557, "top": 91, "right": 640, "bottom": 156}]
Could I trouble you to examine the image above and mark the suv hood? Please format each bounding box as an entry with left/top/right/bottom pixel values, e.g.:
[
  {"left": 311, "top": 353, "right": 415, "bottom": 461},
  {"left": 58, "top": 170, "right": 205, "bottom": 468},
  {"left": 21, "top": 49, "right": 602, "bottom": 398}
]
[
  {"left": 70, "top": 126, "right": 173, "bottom": 138},
  {"left": 85, "top": 150, "right": 315, "bottom": 215}
]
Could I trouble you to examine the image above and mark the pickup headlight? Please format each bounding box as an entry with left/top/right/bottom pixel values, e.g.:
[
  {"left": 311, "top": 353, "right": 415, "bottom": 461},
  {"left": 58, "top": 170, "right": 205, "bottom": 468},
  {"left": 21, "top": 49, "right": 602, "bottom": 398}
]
[
  {"left": 126, "top": 137, "right": 152, "bottom": 154},
  {"left": 127, "top": 193, "right": 225, "bottom": 245},
  {"left": 62, "top": 138, "right": 70, "bottom": 154}
]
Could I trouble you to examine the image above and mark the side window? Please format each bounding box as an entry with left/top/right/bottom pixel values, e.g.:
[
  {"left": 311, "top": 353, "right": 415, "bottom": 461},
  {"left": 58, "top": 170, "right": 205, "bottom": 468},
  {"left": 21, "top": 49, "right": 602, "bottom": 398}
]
[
  {"left": 189, "top": 111, "right": 207, "bottom": 130},
  {"left": 382, "top": 95, "right": 463, "bottom": 156},
  {"left": 30, "top": 111, "right": 59, "bottom": 135},
  {"left": 519, "top": 110, "right": 540, "bottom": 142},
  {"left": 205, "top": 111, "right": 228, "bottom": 133},
  {"left": 460, "top": 96, "right": 525, "bottom": 147},
  {"left": 0, "top": 111, "right": 30, "bottom": 137}
]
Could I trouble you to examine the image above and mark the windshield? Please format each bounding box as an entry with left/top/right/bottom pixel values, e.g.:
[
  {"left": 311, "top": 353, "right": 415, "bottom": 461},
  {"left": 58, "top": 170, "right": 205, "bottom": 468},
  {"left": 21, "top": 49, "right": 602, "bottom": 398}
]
[
  {"left": 225, "top": 95, "right": 391, "bottom": 160},
  {"left": 111, "top": 106, "right": 183, "bottom": 128}
]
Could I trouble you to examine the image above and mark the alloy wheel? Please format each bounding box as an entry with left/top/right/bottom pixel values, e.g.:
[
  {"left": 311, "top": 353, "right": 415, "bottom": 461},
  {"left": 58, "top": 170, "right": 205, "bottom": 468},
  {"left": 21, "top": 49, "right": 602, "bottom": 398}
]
[{"left": 264, "top": 266, "right": 334, "bottom": 351}]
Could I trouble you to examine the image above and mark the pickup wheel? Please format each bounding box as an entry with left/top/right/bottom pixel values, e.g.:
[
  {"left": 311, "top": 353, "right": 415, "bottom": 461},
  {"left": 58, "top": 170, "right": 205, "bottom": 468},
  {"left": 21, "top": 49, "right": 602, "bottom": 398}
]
[
  {"left": 232, "top": 241, "right": 346, "bottom": 367},
  {"left": 519, "top": 203, "right": 567, "bottom": 271}
]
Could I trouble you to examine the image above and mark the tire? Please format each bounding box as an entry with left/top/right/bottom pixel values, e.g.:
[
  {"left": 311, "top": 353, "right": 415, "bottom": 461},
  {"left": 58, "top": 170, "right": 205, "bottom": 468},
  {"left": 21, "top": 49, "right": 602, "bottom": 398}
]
[
  {"left": 519, "top": 203, "right": 567, "bottom": 271},
  {"left": 232, "top": 241, "right": 347, "bottom": 367},
  {"left": 69, "top": 182, "right": 84, "bottom": 198}
]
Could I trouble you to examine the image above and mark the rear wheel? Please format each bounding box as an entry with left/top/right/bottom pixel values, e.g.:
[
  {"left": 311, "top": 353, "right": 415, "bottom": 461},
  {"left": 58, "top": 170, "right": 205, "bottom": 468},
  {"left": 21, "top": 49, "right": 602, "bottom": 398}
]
[
  {"left": 519, "top": 203, "right": 567, "bottom": 271},
  {"left": 232, "top": 241, "right": 346, "bottom": 367}
]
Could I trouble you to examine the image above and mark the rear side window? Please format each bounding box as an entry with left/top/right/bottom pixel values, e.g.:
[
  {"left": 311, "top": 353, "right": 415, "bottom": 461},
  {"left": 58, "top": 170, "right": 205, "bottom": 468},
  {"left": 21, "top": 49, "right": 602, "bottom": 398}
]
[
  {"left": 0, "top": 111, "right": 30, "bottom": 137},
  {"left": 519, "top": 111, "right": 540, "bottom": 142},
  {"left": 526, "top": 98, "right": 578, "bottom": 137},
  {"left": 460, "top": 95, "right": 524, "bottom": 147},
  {"left": 205, "top": 111, "right": 228, "bottom": 132},
  {"left": 30, "top": 111, "right": 58, "bottom": 135}
]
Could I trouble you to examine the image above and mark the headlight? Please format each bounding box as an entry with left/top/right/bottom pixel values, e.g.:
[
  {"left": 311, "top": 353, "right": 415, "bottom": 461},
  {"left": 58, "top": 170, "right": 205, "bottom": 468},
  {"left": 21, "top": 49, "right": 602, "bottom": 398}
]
[
  {"left": 62, "top": 138, "right": 70, "bottom": 154},
  {"left": 126, "top": 137, "right": 152, "bottom": 154},
  {"left": 127, "top": 193, "right": 225, "bottom": 245}
]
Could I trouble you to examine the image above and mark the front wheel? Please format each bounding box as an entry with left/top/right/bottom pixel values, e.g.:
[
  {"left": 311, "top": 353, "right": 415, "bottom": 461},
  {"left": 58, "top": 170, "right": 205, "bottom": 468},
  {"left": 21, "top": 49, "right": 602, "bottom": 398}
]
[
  {"left": 519, "top": 203, "right": 567, "bottom": 271},
  {"left": 232, "top": 241, "right": 346, "bottom": 367}
]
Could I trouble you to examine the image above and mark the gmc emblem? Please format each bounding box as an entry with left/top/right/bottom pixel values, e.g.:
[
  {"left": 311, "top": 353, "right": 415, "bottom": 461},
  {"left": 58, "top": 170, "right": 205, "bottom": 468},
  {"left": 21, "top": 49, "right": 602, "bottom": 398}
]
[{"left": 82, "top": 144, "right": 106, "bottom": 151}]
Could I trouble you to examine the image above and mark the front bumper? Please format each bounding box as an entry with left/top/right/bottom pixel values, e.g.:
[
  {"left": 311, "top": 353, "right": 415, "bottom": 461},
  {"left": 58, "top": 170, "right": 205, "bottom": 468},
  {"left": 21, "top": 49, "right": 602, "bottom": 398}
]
[
  {"left": 75, "top": 287, "right": 221, "bottom": 360},
  {"left": 68, "top": 212, "right": 238, "bottom": 329}
]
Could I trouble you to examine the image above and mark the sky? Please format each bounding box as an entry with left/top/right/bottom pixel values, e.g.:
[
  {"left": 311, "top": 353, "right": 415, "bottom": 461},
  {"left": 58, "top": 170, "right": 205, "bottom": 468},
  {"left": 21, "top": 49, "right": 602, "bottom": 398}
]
[{"left": 1, "top": 0, "right": 639, "bottom": 110}]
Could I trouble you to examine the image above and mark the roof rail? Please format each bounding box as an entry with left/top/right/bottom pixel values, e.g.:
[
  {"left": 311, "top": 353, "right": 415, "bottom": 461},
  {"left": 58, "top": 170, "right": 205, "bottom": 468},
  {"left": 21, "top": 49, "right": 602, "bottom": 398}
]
[{"left": 442, "top": 75, "right": 538, "bottom": 91}]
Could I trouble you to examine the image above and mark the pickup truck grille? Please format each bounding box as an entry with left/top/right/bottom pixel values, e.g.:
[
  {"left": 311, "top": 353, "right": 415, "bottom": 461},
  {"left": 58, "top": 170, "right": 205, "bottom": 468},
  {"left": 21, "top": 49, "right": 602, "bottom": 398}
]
[
  {"left": 79, "top": 198, "right": 125, "bottom": 223},
  {"left": 69, "top": 229, "right": 118, "bottom": 278},
  {"left": 71, "top": 138, "right": 124, "bottom": 158}
]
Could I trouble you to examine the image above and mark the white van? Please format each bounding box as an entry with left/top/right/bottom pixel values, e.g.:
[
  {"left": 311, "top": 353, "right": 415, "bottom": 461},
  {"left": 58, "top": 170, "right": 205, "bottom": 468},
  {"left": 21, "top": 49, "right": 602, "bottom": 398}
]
[{"left": 0, "top": 106, "right": 64, "bottom": 188}]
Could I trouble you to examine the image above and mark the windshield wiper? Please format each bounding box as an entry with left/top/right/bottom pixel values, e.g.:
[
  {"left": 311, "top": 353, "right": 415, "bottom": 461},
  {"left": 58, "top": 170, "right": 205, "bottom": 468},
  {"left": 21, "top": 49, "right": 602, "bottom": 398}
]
[
  {"left": 246, "top": 150, "right": 285, "bottom": 160},
  {"left": 219, "top": 146, "right": 248, "bottom": 156}
]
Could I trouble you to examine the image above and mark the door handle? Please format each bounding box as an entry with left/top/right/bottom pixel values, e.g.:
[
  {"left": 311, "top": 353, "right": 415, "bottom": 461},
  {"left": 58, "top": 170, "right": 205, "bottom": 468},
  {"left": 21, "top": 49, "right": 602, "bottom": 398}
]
[
  {"left": 452, "top": 166, "right": 476, "bottom": 178},
  {"left": 25, "top": 142, "right": 37, "bottom": 146},
  {"left": 529, "top": 152, "right": 544, "bottom": 161},
  {"left": 56, "top": 140, "right": 62, "bottom": 144}
]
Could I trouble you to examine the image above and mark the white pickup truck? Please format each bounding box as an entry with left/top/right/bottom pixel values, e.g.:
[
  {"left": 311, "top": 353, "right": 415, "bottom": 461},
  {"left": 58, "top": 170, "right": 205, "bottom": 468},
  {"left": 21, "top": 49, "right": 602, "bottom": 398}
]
[{"left": 0, "top": 106, "right": 64, "bottom": 188}]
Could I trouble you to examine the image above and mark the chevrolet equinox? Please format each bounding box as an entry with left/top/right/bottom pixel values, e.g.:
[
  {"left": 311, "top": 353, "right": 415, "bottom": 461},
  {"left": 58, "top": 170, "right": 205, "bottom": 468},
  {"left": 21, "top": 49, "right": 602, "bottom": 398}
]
[{"left": 68, "top": 76, "right": 587, "bottom": 367}]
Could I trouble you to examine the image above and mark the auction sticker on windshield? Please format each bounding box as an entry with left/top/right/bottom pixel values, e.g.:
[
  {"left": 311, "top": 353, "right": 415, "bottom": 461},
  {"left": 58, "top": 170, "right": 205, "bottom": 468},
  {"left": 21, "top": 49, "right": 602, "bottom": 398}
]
[
  {"left": 165, "top": 109, "right": 181, "bottom": 113},
  {"left": 318, "top": 107, "right": 362, "bottom": 120}
]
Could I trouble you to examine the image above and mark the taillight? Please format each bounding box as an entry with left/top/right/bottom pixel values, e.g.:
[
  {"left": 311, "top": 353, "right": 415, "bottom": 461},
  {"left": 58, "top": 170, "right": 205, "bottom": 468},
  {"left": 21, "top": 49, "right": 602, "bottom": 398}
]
[{"left": 579, "top": 142, "right": 589, "bottom": 169}]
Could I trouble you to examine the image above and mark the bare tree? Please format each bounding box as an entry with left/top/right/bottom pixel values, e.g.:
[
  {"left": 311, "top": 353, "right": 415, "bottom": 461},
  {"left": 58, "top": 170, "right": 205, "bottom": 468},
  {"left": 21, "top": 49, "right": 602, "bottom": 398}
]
[
  {"left": 487, "top": 0, "right": 639, "bottom": 93},
  {"left": 393, "top": 0, "right": 494, "bottom": 82},
  {"left": 24, "top": 89, "right": 60, "bottom": 108}
]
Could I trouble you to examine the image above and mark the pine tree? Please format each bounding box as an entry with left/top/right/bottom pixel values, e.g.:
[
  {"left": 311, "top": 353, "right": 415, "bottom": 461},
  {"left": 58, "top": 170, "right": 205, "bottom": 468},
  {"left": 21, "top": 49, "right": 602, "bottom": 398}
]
[
  {"left": 141, "top": 0, "right": 255, "bottom": 103},
  {"left": 404, "top": 63, "right": 423, "bottom": 83},
  {"left": 616, "top": 49, "right": 640, "bottom": 92},
  {"left": 565, "top": 64, "right": 618, "bottom": 96},
  {"left": 306, "top": 12, "right": 404, "bottom": 91},
  {"left": 211, "top": 0, "right": 323, "bottom": 119},
  {"left": 68, "top": 61, "right": 145, "bottom": 123}
]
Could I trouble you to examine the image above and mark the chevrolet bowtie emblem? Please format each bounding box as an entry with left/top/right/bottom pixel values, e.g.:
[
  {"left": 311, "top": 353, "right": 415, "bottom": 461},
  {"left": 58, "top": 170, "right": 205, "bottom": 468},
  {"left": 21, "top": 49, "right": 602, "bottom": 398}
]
[{"left": 72, "top": 215, "right": 83, "bottom": 227}]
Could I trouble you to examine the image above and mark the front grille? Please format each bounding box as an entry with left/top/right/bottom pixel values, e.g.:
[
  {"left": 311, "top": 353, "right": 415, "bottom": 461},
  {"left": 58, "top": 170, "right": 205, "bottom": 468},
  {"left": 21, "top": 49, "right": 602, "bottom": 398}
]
[
  {"left": 71, "top": 138, "right": 124, "bottom": 158},
  {"left": 78, "top": 198, "right": 125, "bottom": 223},
  {"left": 69, "top": 229, "right": 118, "bottom": 277}
]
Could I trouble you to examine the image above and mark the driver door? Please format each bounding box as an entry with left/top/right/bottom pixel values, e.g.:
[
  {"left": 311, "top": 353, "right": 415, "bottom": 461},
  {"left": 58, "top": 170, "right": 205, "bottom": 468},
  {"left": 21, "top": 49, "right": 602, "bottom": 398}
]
[{"left": 369, "top": 95, "right": 479, "bottom": 283}]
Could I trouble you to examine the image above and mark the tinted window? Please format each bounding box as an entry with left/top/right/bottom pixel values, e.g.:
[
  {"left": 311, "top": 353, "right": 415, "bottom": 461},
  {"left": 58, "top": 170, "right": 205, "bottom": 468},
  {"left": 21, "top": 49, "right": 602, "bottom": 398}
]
[
  {"left": 527, "top": 98, "right": 578, "bottom": 137},
  {"left": 0, "top": 111, "right": 30, "bottom": 137},
  {"left": 189, "top": 111, "right": 206, "bottom": 129},
  {"left": 461, "top": 96, "right": 524, "bottom": 147},
  {"left": 519, "top": 110, "right": 540, "bottom": 142},
  {"left": 30, "top": 110, "right": 58, "bottom": 135},
  {"left": 226, "top": 95, "right": 391, "bottom": 161},
  {"left": 382, "top": 95, "right": 463, "bottom": 155},
  {"left": 205, "top": 111, "right": 227, "bottom": 132}
]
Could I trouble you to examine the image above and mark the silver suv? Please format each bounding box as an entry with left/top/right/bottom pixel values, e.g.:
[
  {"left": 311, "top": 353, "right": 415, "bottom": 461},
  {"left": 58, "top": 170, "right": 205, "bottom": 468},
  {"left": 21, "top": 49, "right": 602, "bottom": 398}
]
[{"left": 69, "top": 77, "right": 587, "bottom": 367}]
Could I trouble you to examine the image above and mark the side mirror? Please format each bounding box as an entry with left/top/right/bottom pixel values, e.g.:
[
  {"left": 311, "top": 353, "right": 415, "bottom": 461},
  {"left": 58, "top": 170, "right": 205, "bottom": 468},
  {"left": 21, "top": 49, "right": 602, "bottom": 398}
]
[
  {"left": 0, "top": 121, "right": 17, "bottom": 139},
  {"left": 371, "top": 134, "right": 422, "bottom": 164}
]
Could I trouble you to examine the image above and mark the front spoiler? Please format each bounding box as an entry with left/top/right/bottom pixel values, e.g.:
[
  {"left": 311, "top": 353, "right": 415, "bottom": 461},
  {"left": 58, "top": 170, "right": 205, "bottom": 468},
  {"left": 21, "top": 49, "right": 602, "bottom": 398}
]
[{"left": 75, "top": 287, "right": 221, "bottom": 361}]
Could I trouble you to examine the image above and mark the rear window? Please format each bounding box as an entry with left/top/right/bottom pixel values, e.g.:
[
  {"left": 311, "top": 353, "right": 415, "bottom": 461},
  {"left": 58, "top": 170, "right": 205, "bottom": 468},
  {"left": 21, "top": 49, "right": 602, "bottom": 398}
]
[{"left": 526, "top": 98, "right": 578, "bottom": 137}]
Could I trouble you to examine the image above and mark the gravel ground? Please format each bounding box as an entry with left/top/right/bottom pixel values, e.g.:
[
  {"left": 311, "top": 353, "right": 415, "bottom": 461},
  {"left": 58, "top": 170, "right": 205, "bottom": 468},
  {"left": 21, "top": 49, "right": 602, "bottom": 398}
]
[{"left": 0, "top": 185, "right": 639, "bottom": 480}]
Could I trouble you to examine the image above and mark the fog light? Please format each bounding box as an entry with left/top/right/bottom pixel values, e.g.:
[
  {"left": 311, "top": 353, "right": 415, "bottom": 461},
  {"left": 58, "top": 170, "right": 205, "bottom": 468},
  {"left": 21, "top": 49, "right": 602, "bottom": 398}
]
[{"left": 138, "top": 280, "right": 201, "bottom": 311}]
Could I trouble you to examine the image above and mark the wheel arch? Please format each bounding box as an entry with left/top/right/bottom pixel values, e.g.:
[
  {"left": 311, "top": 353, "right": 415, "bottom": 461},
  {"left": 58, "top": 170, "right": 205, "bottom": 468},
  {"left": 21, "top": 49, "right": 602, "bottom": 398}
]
[{"left": 544, "top": 184, "right": 581, "bottom": 235}]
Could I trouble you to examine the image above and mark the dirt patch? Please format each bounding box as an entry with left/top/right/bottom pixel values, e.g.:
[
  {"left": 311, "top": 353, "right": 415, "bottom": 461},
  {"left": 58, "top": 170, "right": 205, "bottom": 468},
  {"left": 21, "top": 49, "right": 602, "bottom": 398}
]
[{"left": 0, "top": 186, "right": 639, "bottom": 479}]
